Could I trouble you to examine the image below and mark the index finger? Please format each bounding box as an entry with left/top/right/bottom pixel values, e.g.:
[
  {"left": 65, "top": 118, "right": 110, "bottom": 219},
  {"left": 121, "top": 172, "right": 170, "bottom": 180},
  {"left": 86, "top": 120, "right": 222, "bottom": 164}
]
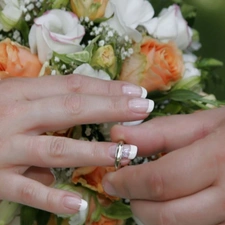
[{"left": 110, "top": 107, "right": 224, "bottom": 155}]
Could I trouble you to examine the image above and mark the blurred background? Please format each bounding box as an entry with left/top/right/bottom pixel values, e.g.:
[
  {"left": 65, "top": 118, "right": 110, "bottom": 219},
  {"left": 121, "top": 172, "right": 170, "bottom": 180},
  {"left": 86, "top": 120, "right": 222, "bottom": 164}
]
[{"left": 150, "top": 0, "right": 225, "bottom": 100}]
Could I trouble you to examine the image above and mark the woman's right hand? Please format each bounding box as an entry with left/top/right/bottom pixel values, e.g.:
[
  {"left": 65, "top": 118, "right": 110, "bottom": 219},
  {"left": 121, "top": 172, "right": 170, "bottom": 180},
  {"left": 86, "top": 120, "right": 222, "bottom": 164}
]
[{"left": 0, "top": 74, "right": 154, "bottom": 214}]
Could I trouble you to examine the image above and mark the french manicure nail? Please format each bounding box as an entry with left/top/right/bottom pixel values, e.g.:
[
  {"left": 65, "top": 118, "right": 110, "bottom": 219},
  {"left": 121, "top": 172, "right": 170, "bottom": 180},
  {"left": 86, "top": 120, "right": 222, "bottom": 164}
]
[
  {"left": 129, "top": 98, "right": 154, "bottom": 113},
  {"left": 63, "top": 196, "right": 88, "bottom": 211},
  {"left": 122, "top": 85, "right": 147, "bottom": 98},
  {"left": 109, "top": 144, "right": 138, "bottom": 160},
  {"left": 122, "top": 119, "right": 144, "bottom": 126}
]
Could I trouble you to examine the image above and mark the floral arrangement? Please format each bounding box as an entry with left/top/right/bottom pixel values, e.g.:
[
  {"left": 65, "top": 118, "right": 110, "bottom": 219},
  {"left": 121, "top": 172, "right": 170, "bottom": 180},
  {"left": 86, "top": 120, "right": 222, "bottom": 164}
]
[{"left": 0, "top": 0, "right": 223, "bottom": 225}]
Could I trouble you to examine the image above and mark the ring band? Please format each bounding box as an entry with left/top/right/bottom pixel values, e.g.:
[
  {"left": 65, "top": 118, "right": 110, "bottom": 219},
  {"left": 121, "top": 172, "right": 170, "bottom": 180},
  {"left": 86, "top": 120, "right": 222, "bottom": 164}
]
[{"left": 115, "top": 141, "right": 124, "bottom": 170}]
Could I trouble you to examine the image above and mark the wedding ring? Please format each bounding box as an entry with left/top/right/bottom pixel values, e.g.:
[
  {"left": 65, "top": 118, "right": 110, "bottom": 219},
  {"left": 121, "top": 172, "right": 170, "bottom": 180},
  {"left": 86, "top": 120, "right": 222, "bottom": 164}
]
[{"left": 115, "top": 141, "right": 124, "bottom": 170}]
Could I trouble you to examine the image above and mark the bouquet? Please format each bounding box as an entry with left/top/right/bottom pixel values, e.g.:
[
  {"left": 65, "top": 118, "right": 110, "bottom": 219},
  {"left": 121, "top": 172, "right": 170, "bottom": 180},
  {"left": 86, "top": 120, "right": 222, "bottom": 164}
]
[{"left": 0, "top": 0, "right": 223, "bottom": 225}]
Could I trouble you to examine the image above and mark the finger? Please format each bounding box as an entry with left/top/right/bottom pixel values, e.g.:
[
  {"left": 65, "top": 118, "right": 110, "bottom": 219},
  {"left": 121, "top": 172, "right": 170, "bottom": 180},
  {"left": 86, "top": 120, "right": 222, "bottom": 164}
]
[
  {"left": 130, "top": 186, "right": 225, "bottom": 225},
  {"left": 23, "top": 94, "right": 154, "bottom": 133},
  {"left": 1, "top": 173, "right": 87, "bottom": 214},
  {"left": 0, "top": 75, "right": 147, "bottom": 100},
  {"left": 111, "top": 107, "right": 224, "bottom": 155},
  {"left": 103, "top": 132, "right": 219, "bottom": 201},
  {"left": 24, "top": 167, "right": 55, "bottom": 186},
  {"left": 4, "top": 135, "right": 138, "bottom": 168}
]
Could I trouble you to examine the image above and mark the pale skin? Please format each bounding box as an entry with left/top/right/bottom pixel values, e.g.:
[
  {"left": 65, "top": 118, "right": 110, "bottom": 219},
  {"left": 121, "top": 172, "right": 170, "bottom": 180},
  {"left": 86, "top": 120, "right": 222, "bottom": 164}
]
[
  {"left": 0, "top": 74, "right": 153, "bottom": 215},
  {"left": 103, "top": 107, "right": 225, "bottom": 225}
]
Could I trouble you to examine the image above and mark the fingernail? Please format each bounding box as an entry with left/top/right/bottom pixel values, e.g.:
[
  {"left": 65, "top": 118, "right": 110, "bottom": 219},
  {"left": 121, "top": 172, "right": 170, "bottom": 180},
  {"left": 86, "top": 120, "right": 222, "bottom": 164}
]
[
  {"left": 122, "top": 85, "right": 147, "bottom": 98},
  {"left": 121, "top": 119, "right": 144, "bottom": 126},
  {"left": 129, "top": 98, "right": 154, "bottom": 113},
  {"left": 109, "top": 144, "right": 137, "bottom": 160},
  {"left": 63, "top": 196, "right": 88, "bottom": 211},
  {"left": 103, "top": 180, "right": 116, "bottom": 196}
]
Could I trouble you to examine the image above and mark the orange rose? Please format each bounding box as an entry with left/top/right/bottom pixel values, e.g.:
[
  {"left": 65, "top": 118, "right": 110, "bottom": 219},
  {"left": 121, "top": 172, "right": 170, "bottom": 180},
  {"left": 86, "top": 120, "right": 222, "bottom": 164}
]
[
  {"left": 119, "top": 36, "right": 184, "bottom": 92},
  {"left": 0, "top": 39, "right": 42, "bottom": 79},
  {"left": 70, "top": 0, "right": 109, "bottom": 20},
  {"left": 72, "top": 166, "right": 118, "bottom": 200}
]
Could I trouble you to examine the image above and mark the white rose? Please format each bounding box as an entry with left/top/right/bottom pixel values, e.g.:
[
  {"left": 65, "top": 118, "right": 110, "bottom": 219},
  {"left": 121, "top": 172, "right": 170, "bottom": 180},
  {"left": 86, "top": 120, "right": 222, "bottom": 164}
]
[
  {"left": 0, "top": 0, "right": 24, "bottom": 31},
  {"left": 183, "top": 53, "right": 201, "bottom": 79},
  {"left": 145, "top": 4, "right": 192, "bottom": 50},
  {"left": 73, "top": 63, "right": 111, "bottom": 80},
  {"left": 29, "top": 9, "right": 85, "bottom": 63},
  {"left": 104, "top": 0, "right": 154, "bottom": 42}
]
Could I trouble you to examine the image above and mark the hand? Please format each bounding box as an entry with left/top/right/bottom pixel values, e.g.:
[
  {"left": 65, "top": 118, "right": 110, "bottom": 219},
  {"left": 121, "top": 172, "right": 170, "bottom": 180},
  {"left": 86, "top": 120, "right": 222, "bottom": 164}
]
[
  {"left": 103, "top": 107, "right": 225, "bottom": 225},
  {"left": 0, "top": 74, "right": 154, "bottom": 214}
]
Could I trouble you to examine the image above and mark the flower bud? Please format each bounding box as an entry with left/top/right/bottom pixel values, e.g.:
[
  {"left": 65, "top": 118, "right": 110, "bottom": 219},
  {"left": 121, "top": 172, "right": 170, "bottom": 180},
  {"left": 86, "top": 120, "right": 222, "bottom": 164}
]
[
  {"left": 70, "top": 0, "right": 109, "bottom": 20},
  {"left": 0, "top": 0, "right": 23, "bottom": 32},
  {"left": 91, "top": 45, "right": 117, "bottom": 78}
]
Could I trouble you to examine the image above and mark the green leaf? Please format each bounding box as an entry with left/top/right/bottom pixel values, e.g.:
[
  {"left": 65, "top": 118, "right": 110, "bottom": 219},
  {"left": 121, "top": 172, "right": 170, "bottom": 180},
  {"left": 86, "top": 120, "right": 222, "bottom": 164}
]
[
  {"left": 196, "top": 58, "right": 223, "bottom": 70},
  {"left": 66, "top": 51, "right": 90, "bottom": 63},
  {"left": 181, "top": 3, "right": 197, "bottom": 21},
  {"left": 163, "top": 102, "right": 182, "bottom": 114},
  {"left": 172, "top": 76, "right": 201, "bottom": 90},
  {"left": 90, "top": 195, "right": 101, "bottom": 222},
  {"left": 102, "top": 201, "right": 132, "bottom": 220},
  {"left": 36, "top": 210, "right": 51, "bottom": 225},
  {"left": 20, "top": 205, "right": 38, "bottom": 225},
  {"left": 85, "top": 36, "right": 100, "bottom": 60},
  {"left": 168, "top": 89, "right": 202, "bottom": 101}
]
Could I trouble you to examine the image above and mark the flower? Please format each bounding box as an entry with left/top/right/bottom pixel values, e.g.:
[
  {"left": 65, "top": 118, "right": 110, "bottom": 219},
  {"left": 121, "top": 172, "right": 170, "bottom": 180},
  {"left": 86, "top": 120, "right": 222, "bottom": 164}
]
[
  {"left": 72, "top": 166, "right": 118, "bottom": 200},
  {"left": 104, "top": 0, "right": 154, "bottom": 42},
  {"left": 29, "top": 9, "right": 85, "bottom": 63},
  {"left": 144, "top": 4, "right": 192, "bottom": 50},
  {"left": 0, "top": 1, "right": 223, "bottom": 224},
  {"left": 73, "top": 63, "right": 111, "bottom": 80},
  {"left": 0, "top": 0, "right": 24, "bottom": 32},
  {"left": 91, "top": 45, "right": 117, "bottom": 78},
  {"left": 119, "top": 36, "right": 184, "bottom": 92},
  {"left": 70, "top": 0, "right": 109, "bottom": 20},
  {"left": 0, "top": 38, "right": 42, "bottom": 79}
]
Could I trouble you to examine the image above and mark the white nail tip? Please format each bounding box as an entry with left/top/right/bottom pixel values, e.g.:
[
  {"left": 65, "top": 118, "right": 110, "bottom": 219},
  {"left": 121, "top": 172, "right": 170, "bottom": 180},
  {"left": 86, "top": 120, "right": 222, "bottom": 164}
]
[
  {"left": 79, "top": 199, "right": 88, "bottom": 211},
  {"left": 128, "top": 145, "right": 138, "bottom": 159},
  {"left": 147, "top": 100, "right": 154, "bottom": 113},
  {"left": 141, "top": 87, "right": 147, "bottom": 98},
  {"left": 122, "top": 120, "right": 143, "bottom": 126}
]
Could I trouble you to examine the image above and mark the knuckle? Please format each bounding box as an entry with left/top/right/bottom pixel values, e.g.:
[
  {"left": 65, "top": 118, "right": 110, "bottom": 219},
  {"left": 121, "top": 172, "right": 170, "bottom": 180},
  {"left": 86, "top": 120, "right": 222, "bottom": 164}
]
[
  {"left": 63, "top": 94, "right": 82, "bottom": 116},
  {"left": 146, "top": 170, "right": 164, "bottom": 200},
  {"left": 109, "top": 97, "right": 125, "bottom": 115},
  {"left": 45, "top": 189, "right": 58, "bottom": 211},
  {"left": 26, "top": 136, "right": 45, "bottom": 164},
  {"left": 48, "top": 138, "right": 67, "bottom": 158},
  {"left": 20, "top": 182, "right": 37, "bottom": 205},
  {"left": 105, "top": 81, "right": 117, "bottom": 96},
  {"left": 66, "top": 74, "right": 83, "bottom": 93}
]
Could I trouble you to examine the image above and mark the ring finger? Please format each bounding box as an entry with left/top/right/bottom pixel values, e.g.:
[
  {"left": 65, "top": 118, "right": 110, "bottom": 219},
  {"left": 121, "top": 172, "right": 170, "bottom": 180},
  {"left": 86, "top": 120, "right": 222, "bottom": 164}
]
[{"left": 3, "top": 135, "right": 138, "bottom": 168}]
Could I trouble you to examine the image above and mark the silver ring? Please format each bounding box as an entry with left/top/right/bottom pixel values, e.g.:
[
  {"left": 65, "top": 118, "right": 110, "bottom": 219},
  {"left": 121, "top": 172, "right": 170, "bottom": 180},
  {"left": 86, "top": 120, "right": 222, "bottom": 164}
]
[{"left": 115, "top": 141, "right": 124, "bottom": 170}]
